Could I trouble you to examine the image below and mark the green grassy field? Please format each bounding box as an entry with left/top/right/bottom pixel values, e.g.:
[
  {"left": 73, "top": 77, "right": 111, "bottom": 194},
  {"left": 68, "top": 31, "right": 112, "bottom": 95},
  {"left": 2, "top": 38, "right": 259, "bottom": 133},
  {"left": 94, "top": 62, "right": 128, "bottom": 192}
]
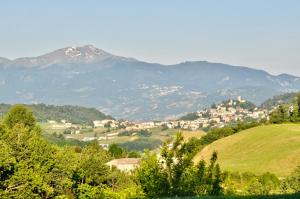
[{"left": 194, "top": 124, "right": 300, "bottom": 177}]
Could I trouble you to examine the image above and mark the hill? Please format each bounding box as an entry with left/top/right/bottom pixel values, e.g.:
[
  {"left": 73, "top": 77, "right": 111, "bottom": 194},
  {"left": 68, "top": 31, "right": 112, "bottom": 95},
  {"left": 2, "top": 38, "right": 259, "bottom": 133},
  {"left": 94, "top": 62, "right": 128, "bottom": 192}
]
[
  {"left": 179, "top": 98, "right": 257, "bottom": 121},
  {"left": 1, "top": 45, "right": 300, "bottom": 120},
  {"left": 194, "top": 124, "right": 300, "bottom": 176},
  {"left": 261, "top": 92, "right": 298, "bottom": 109},
  {"left": 0, "top": 103, "right": 113, "bottom": 125}
]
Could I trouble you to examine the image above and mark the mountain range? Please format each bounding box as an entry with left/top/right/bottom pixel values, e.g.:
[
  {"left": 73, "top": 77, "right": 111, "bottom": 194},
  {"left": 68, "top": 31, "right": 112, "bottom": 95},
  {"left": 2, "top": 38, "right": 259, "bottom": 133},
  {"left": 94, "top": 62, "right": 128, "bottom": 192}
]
[{"left": 1, "top": 45, "right": 299, "bottom": 120}]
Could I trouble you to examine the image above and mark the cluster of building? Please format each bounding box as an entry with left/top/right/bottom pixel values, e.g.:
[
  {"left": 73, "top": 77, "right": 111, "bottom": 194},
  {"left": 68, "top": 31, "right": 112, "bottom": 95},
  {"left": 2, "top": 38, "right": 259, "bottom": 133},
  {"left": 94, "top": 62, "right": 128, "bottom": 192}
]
[
  {"left": 174, "top": 97, "right": 269, "bottom": 130},
  {"left": 91, "top": 97, "right": 269, "bottom": 132},
  {"left": 50, "top": 96, "right": 270, "bottom": 146}
]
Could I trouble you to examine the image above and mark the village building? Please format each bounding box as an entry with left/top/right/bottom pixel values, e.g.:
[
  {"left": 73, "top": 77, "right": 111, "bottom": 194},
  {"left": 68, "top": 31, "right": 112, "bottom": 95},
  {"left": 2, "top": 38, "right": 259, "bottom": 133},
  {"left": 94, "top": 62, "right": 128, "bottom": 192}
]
[{"left": 106, "top": 158, "right": 141, "bottom": 172}]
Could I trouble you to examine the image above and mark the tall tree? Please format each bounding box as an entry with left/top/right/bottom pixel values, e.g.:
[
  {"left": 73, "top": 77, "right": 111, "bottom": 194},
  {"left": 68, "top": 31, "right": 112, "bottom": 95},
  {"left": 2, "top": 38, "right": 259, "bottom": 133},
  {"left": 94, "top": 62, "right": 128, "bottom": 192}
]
[{"left": 3, "top": 105, "right": 36, "bottom": 131}]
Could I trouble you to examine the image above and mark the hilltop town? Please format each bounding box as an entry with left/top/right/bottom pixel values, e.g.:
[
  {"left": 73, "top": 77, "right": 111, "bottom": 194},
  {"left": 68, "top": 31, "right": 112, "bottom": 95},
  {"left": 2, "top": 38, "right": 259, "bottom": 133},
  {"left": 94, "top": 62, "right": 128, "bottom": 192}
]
[{"left": 42, "top": 96, "right": 269, "bottom": 147}]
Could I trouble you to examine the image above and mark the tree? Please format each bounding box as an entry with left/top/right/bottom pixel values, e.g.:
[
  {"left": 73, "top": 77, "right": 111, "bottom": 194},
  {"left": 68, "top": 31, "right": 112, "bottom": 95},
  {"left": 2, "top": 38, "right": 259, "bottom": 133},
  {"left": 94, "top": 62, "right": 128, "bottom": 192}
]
[
  {"left": 1, "top": 123, "right": 58, "bottom": 198},
  {"left": 206, "top": 151, "right": 224, "bottom": 195},
  {"left": 160, "top": 133, "right": 195, "bottom": 195},
  {"left": 290, "top": 100, "right": 299, "bottom": 122},
  {"left": 135, "top": 152, "right": 168, "bottom": 198},
  {"left": 0, "top": 106, "right": 146, "bottom": 198},
  {"left": 297, "top": 92, "right": 300, "bottom": 115},
  {"left": 285, "top": 166, "right": 300, "bottom": 192},
  {"left": 211, "top": 163, "right": 223, "bottom": 195},
  {"left": 0, "top": 140, "right": 16, "bottom": 186},
  {"left": 3, "top": 105, "right": 36, "bottom": 131},
  {"left": 108, "top": 143, "right": 126, "bottom": 158},
  {"left": 269, "top": 105, "right": 288, "bottom": 124},
  {"left": 74, "top": 142, "right": 110, "bottom": 187}
]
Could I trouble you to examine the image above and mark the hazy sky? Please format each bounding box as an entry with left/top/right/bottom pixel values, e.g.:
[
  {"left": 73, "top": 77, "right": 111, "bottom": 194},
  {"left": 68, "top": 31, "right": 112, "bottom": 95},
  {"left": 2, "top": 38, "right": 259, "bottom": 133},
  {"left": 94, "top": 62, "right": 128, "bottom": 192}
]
[{"left": 1, "top": 0, "right": 300, "bottom": 75}]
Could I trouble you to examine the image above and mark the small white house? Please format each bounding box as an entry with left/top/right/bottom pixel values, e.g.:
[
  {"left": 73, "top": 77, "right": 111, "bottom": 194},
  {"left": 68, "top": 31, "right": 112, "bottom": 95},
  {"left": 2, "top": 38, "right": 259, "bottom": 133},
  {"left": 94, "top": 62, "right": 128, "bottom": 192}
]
[{"left": 106, "top": 158, "right": 141, "bottom": 172}]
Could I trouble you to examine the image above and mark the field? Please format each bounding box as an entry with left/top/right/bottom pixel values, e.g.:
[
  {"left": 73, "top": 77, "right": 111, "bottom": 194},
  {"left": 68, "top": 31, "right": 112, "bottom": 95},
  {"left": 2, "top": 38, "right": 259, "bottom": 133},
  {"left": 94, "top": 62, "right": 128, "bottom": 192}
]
[
  {"left": 194, "top": 124, "right": 300, "bottom": 177},
  {"left": 40, "top": 122, "right": 206, "bottom": 151}
]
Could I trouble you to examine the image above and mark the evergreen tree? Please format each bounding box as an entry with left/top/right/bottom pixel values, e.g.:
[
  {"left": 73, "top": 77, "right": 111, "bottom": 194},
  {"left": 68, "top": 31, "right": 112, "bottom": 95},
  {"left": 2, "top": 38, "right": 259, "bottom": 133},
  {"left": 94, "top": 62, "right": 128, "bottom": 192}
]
[{"left": 211, "top": 164, "right": 223, "bottom": 195}]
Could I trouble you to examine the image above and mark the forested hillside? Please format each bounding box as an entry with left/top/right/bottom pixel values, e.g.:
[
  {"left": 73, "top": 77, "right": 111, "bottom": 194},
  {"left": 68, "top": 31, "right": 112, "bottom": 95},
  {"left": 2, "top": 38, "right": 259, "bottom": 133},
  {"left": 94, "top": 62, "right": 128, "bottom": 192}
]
[
  {"left": 261, "top": 92, "right": 298, "bottom": 109},
  {"left": 0, "top": 103, "right": 113, "bottom": 125}
]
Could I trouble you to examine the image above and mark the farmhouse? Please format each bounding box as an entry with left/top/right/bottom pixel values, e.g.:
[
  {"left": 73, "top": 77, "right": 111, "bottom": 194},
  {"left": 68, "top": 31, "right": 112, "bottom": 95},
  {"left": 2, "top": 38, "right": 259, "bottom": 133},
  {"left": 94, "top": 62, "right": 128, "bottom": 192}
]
[{"left": 106, "top": 158, "right": 141, "bottom": 172}]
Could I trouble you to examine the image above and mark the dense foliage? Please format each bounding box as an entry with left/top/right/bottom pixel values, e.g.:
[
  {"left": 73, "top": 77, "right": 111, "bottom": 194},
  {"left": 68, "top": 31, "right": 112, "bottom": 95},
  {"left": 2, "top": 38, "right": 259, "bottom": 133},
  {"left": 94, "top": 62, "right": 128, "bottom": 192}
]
[
  {"left": 269, "top": 92, "right": 300, "bottom": 124},
  {"left": 0, "top": 105, "right": 299, "bottom": 198},
  {"left": 135, "top": 133, "right": 224, "bottom": 198},
  {"left": 120, "top": 138, "right": 162, "bottom": 152},
  {"left": 0, "top": 103, "right": 113, "bottom": 125},
  {"left": 261, "top": 92, "right": 298, "bottom": 109},
  {"left": 0, "top": 105, "right": 144, "bottom": 198}
]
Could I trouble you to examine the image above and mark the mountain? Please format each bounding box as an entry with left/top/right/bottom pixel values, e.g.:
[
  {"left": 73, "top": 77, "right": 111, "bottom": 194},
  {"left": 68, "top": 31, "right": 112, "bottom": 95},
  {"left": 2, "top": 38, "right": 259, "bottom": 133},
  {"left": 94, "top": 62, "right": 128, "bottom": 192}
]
[
  {"left": 0, "top": 103, "right": 113, "bottom": 125},
  {"left": 1, "top": 45, "right": 300, "bottom": 120},
  {"left": 2, "top": 45, "right": 131, "bottom": 68}
]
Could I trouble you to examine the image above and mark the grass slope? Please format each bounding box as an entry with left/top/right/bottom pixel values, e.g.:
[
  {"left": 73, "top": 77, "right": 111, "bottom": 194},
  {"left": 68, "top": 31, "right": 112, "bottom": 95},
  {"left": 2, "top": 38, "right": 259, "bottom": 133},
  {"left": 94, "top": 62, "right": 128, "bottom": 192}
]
[{"left": 194, "top": 124, "right": 300, "bottom": 176}]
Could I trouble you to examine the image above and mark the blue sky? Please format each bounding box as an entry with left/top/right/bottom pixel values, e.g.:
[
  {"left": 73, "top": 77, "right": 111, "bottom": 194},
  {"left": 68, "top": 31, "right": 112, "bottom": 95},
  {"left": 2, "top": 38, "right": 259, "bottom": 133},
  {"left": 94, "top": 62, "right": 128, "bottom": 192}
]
[{"left": 1, "top": 0, "right": 300, "bottom": 75}]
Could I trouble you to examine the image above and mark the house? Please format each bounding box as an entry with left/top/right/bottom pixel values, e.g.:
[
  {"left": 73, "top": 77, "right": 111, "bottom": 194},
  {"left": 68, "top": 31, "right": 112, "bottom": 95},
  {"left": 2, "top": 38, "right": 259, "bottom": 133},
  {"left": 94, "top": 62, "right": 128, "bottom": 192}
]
[
  {"left": 106, "top": 158, "right": 141, "bottom": 172},
  {"left": 82, "top": 137, "right": 97, "bottom": 142},
  {"left": 93, "top": 120, "right": 115, "bottom": 128}
]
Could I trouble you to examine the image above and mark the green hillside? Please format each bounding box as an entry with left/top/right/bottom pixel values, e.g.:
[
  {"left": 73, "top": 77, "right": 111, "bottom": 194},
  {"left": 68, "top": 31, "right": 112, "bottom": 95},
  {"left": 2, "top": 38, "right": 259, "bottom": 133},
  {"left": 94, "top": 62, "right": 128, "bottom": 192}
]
[
  {"left": 194, "top": 124, "right": 300, "bottom": 176},
  {"left": 0, "top": 103, "right": 113, "bottom": 125},
  {"left": 261, "top": 92, "right": 297, "bottom": 109}
]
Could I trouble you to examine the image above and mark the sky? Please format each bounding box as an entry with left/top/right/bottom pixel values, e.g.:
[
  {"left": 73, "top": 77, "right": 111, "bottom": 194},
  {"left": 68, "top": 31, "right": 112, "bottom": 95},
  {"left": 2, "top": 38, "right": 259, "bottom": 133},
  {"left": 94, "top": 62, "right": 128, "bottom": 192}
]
[{"left": 0, "top": 0, "right": 300, "bottom": 75}]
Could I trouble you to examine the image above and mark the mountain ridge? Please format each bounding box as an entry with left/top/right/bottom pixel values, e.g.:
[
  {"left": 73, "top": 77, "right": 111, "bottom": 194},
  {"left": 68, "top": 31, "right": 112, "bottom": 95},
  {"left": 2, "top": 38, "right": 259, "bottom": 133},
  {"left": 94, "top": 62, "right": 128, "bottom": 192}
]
[
  {"left": 0, "top": 45, "right": 296, "bottom": 78},
  {"left": 0, "top": 45, "right": 299, "bottom": 120}
]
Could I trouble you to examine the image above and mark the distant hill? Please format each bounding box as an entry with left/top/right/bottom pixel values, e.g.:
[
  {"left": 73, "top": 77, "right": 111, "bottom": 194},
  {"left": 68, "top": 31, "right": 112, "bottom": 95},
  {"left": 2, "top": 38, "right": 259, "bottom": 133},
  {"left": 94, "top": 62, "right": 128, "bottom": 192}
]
[
  {"left": 0, "top": 103, "right": 113, "bottom": 125},
  {"left": 194, "top": 124, "right": 300, "bottom": 177},
  {"left": 1, "top": 45, "right": 300, "bottom": 120},
  {"left": 261, "top": 92, "right": 298, "bottom": 109}
]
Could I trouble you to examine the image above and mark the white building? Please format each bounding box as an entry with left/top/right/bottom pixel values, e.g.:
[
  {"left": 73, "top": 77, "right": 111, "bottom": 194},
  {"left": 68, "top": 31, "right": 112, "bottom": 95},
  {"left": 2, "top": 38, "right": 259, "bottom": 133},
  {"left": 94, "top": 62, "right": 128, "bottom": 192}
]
[
  {"left": 93, "top": 120, "right": 115, "bottom": 128},
  {"left": 106, "top": 158, "right": 141, "bottom": 172}
]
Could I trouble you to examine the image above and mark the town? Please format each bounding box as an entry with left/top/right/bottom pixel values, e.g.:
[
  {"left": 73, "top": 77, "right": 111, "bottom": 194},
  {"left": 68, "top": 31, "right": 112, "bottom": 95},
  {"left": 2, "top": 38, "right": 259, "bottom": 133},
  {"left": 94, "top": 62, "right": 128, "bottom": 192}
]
[
  {"left": 92, "top": 96, "right": 269, "bottom": 131},
  {"left": 44, "top": 96, "right": 270, "bottom": 145}
]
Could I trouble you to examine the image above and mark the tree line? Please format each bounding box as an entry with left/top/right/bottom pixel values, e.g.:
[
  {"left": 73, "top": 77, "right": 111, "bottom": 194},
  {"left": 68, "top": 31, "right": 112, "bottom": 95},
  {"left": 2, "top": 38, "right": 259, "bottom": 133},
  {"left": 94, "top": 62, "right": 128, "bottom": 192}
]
[
  {"left": 269, "top": 92, "right": 300, "bottom": 124},
  {"left": 0, "top": 103, "right": 113, "bottom": 125}
]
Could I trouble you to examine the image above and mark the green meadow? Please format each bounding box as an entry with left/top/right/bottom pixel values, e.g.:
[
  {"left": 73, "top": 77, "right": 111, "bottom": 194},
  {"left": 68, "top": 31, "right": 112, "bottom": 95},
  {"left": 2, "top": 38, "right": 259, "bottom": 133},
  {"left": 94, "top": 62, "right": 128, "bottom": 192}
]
[{"left": 195, "top": 124, "right": 300, "bottom": 177}]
